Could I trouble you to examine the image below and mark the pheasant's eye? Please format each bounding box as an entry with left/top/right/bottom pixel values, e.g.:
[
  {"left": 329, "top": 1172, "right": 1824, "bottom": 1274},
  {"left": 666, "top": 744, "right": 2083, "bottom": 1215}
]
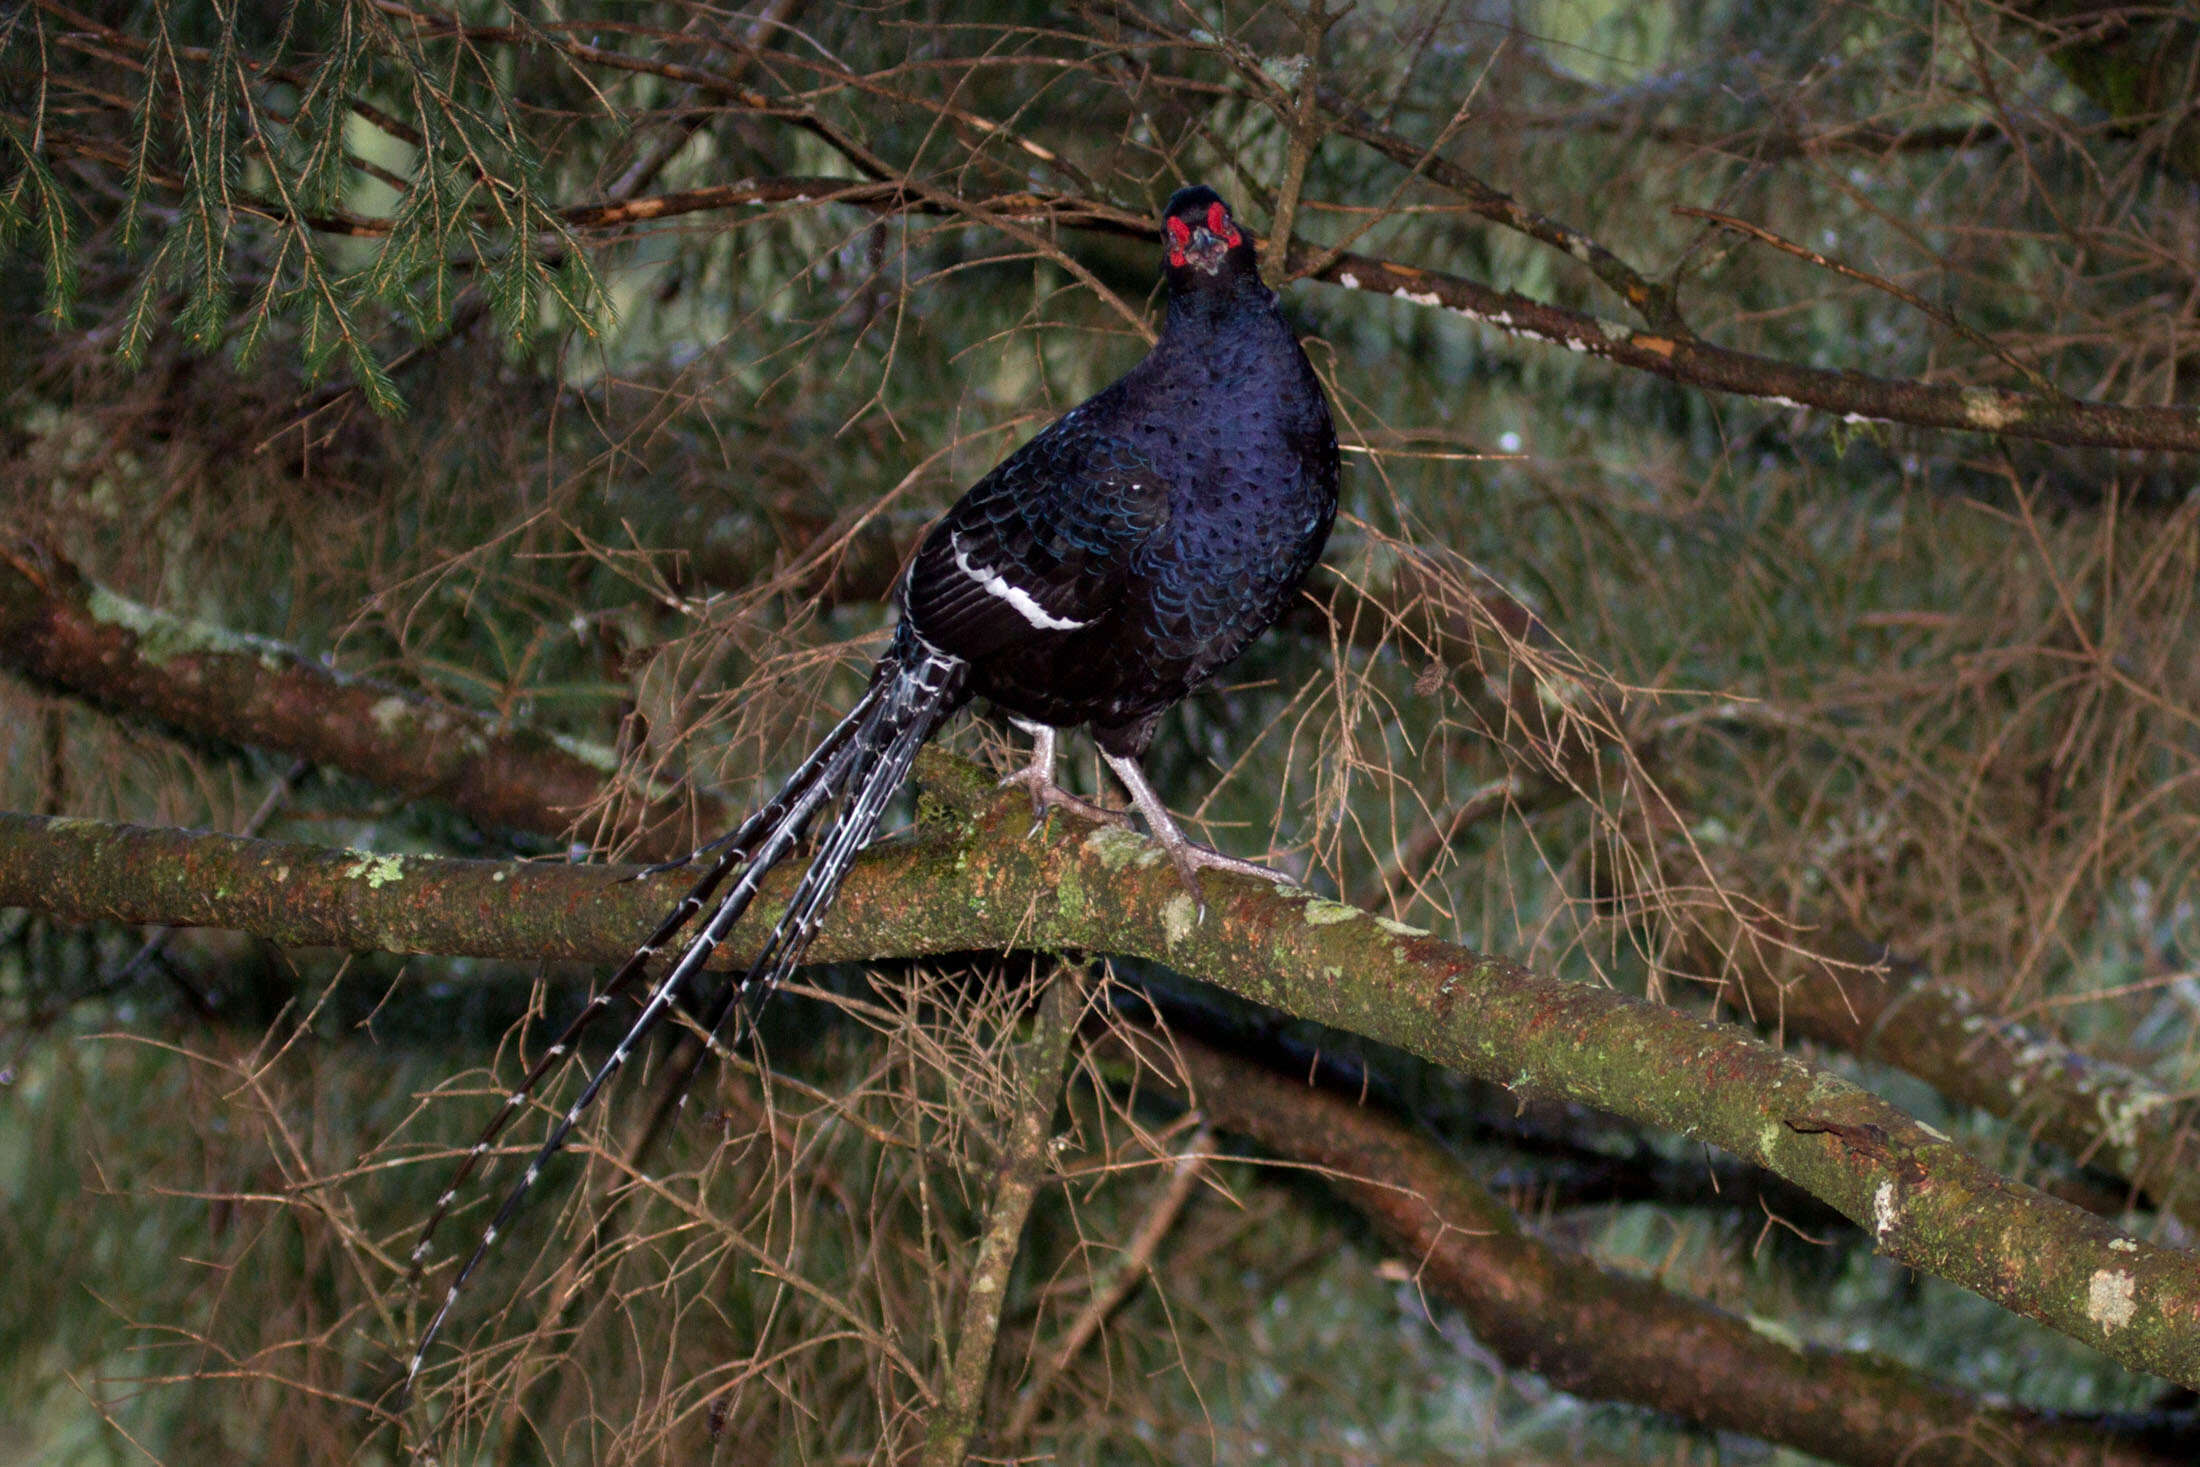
[
  {"left": 1206, "top": 202, "right": 1229, "bottom": 235},
  {"left": 1167, "top": 217, "right": 1193, "bottom": 249}
]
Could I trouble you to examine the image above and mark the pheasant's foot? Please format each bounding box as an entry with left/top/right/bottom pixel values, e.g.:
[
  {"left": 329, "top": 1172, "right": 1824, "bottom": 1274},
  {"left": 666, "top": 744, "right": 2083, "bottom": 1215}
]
[
  {"left": 1099, "top": 750, "right": 1292, "bottom": 912},
  {"left": 1152, "top": 829, "right": 1292, "bottom": 911},
  {"left": 1156, "top": 837, "right": 1294, "bottom": 890},
  {"left": 1000, "top": 763, "right": 1134, "bottom": 834},
  {"left": 1000, "top": 719, "right": 1134, "bottom": 835}
]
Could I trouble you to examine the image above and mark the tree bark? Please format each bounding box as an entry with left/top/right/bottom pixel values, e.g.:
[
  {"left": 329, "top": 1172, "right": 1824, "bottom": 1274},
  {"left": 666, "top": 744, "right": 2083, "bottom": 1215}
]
[{"left": 2, "top": 757, "right": 2194, "bottom": 1388}]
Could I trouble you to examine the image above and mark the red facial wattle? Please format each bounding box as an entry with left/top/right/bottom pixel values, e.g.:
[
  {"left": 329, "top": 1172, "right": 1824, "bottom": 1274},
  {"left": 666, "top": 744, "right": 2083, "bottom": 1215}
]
[
  {"left": 1167, "top": 204, "right": 1241, "bottom": 271},
  {"left": 1204, "top": 202, "right": 1241, "bottom": 249},
  {"left": 1166, "top": 215, "right": 1194, "bottom": 268}
]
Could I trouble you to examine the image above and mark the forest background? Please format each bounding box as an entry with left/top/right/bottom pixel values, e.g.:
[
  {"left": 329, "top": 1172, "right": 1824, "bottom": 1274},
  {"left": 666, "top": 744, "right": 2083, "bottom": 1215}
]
[{"left": 6, "top": 1, "right": 2200, "bottom": 1462}]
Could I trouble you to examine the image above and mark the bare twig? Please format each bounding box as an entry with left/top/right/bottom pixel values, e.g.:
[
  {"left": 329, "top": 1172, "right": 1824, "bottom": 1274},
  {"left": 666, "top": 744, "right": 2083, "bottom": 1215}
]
[
  {"left": 1001, "top": 1121, "right": 1208, "bottom": 1442},
  {"left": 1672, "top": 204, "right": 2061, "bottom": 396},
  {"left": 1258, "top": 1, "right": 1333, "bottom": 289},
  {"left": 921, "top": 966, "right": 1081, "bottom": 1466}
]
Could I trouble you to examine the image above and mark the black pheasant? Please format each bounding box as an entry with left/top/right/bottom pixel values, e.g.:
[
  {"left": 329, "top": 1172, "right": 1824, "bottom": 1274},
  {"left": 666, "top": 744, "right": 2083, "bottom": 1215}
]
[{"left": 403, "top": 184, "right": 1338, "bottom": 1385}]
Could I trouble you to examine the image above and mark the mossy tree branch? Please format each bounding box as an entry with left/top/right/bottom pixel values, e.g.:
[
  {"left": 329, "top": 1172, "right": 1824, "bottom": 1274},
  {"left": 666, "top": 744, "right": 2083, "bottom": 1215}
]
[
  {"left": 10, "top": 531, "right": 2191, "bottom": 1325},
  {"left": 1112, "top": 1027, "right": 2190, "bottom": 1467},
  {"left": 1, "top": 766, "right": 2194, "bottom": 1389},
  {"left": 0, "top": 534, "right": 722, "bottom": 858},
  {"left": 1695, "top": 920, "right": 2200, "bottom": 1235},
  {"left": 1370, "top": 615, "right": 2200, "bottom": 1235}
]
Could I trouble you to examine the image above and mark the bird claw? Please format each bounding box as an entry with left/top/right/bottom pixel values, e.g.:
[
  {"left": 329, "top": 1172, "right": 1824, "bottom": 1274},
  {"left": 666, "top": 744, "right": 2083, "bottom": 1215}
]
[
  {"left": 998, "top": 766, "right": 1133, "bottom": 837},
  {"left": 1157, "top": 838, "right": 1294, "bottom": 918},
  {"left": 1001, "top": 731, "right": 1291, "bottom": 911}
]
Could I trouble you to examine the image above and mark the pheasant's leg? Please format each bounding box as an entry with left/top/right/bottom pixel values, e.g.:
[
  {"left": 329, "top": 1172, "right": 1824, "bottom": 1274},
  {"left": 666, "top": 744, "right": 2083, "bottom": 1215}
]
[
  {"left": 1100, "top": 751, "right": 1292, "bottom": 900},
  {"left": 1001, "top": 720, "right": 1131, "bottom": 832}
]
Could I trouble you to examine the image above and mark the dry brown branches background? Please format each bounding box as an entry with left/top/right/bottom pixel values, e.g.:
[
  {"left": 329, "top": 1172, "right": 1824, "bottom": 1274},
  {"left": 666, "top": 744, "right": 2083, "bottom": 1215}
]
[{"left": 6, "top": 0, "right": 2200, "bottom": 1461}]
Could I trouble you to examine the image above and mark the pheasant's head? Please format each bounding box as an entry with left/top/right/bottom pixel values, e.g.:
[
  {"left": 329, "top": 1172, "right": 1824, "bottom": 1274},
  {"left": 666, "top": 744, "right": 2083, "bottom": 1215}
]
[{"left": 1161, "top": 186, "right": 1250, "bottom": 278}]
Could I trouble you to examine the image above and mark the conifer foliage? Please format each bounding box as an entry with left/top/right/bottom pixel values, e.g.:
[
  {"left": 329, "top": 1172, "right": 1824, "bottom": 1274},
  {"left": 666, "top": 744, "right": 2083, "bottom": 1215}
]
[{"left": 6, "top": 1, "right": 2200, "bottom": 1462}]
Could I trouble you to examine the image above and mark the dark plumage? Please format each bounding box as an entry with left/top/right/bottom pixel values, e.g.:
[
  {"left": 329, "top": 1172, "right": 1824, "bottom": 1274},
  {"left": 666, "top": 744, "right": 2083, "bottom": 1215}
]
[
  {"left": 402, "top": 184, "right": 1338, "bottom": 1387},
  {"left": 905, "top": 185, "right": 1336, "bottom": 763}
]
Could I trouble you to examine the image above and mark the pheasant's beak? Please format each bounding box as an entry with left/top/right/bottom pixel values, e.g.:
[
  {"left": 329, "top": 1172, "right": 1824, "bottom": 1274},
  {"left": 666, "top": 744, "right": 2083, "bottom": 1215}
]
[{"left": 1184, "top": 225, "right": 1229, "bottom": 273}]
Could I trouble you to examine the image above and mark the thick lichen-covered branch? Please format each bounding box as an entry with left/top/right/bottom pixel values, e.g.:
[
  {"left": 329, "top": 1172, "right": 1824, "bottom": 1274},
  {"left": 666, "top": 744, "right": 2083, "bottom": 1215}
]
[
  {"left": 1121, "top": 1029, "right": 2187, "bottom": 1467},
  {"left": 0, "top": 535, "right": 720, "bottom": 857},
  {"left": 1378, "top": 676, "right": 2200, "bottom": 1235},
  {"left": 1695, "top": 922, "right": 2200, "bottom": 1234},
  {"left": 2, "top": 769, "right": 2194, "bottom": 1388}
]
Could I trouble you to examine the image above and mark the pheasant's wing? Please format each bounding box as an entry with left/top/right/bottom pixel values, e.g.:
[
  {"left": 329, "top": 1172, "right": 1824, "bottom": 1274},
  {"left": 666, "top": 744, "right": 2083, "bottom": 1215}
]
[{"left": 902, "top": 416, "right": 1172, "bottom": 659}]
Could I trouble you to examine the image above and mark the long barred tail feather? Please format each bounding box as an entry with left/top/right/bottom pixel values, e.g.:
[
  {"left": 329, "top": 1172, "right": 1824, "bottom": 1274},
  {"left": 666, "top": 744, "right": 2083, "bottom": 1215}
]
[
  {"left": 402, "top": 691, "right": 882, "bottom": 1289},
  {"left": 653, "top": 651, "right": 963, "bottom": 1124},
  {"left": 404, "top": 635, "right": 966, "bottom": 1391}
]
